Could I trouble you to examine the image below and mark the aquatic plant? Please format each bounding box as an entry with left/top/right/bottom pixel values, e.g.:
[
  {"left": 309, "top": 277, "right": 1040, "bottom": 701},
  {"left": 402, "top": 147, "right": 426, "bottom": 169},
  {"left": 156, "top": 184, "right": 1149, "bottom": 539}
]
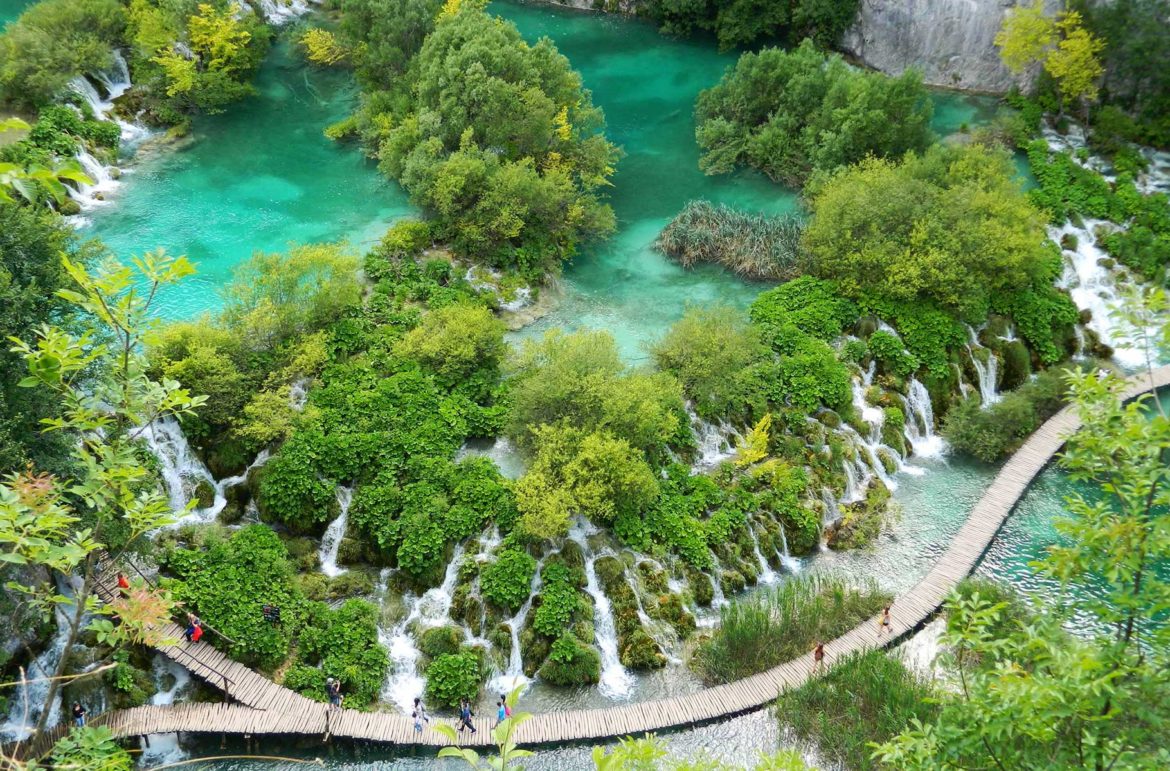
[
  {"left": 655, "top": 200, "right": 805, "bottom": 281},
  {"left": 693, "top": 574, "right": 890, "bottom": 684}
]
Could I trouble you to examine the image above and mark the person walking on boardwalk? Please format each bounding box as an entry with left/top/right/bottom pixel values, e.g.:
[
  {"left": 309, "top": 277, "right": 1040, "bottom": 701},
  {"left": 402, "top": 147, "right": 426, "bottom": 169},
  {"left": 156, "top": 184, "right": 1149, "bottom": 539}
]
[
  {"left": 495, "top": 697, "right": 506, "bottom": 727},
  {"left": 184, "top": 612, "right": 202, "bottom": 643},
  {"left": 72, "top": 702, "right": 86, "bottom": 727},
  {"left": 501, "top": 693, "right": 512, "bottom": 719},
  {"left": 116, "top": 572, "right": 130, "bottom": 597},
  {"left": 457, "top": 698, "right": 476, "bottom": 734},
  {"left": 326, "top": 677, "right": 342, "bottom": 709},
  {"left": 877, "top": 605, "right": 892, "bottom": 637},
  {"left": 812, "top": 641, "right": 826, "bottom": 675},
  {"left": 413, "top": 710, "right": 423, "bottom": 733},
  {"left": 413, "top": 696, "right": 430, "bottom": 724}
]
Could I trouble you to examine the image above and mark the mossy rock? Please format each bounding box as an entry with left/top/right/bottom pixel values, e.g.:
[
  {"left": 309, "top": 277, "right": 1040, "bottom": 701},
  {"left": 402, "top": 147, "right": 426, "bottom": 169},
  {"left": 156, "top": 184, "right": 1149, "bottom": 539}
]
[
  {"left": 876, "top": 448, "right": 899, "bottom": 475},
  {"left": 619, "top": 628, "right": 665, "bottom": 670},
  {"left": 854, "top": 316, "right": 878, "bottom": 337},
  {"left": 654, "top": 594, "right": 696, "bottom": 637},
  {"left": 193, "top": 479, "right": 216, "bottom": 509},
  {"left": 58, "top": 198, "right": 82, "bottom": 216},
  {"left": 205, "top": 437, "right": 250, "bottom": 479},
  {"left": 217, "top": 502, "right": 244, "bottom": 525},
  {"left": 296, "top": 573, "right": 328, "bottom": 602},
  {"left": 335, "top": 536, "right": 364, "bottom": 569},
  {"left": 720, "top": 569, "right": 746, "bottom": 595},
  {"left": 518, "top": 625, "right": 550, "bottom": 678},
  {"left": 570, "top": 615, "right": 595, "bottom": 645},
  {"left": 686, "top": 566, "right": 714, "bottom": 607},
  {"left": 557, "top": 539, "right": 585, "bottom": 571},
  {"left": 488, "top": 622, "right": 512, "bottom": 664},
  {"left": 1000, "top": 340, "right": 1032, "bottom": 391},
  {"left": 817, "top": 409, "right": 842, "bottom": 429},
  {"left": 880, "top": 422, "right": 907, "bottom": 457},
  {"left": 593, "top": 556, "right": 626, "bottom": 590},
  {"left": 538, "top": 634, "right": 601, "bottom": 686},
  {"left": 637, "top": 562, "right": 668, "bottom": 595},
  {"left": 327, "top": 570, "right": 375, "bottom": 600},
  {"left": 419, "top": 625, "right": 463, "bottom": 659},
  {"left": 281, "top": 536, "right": 319, "bottom": 573}
]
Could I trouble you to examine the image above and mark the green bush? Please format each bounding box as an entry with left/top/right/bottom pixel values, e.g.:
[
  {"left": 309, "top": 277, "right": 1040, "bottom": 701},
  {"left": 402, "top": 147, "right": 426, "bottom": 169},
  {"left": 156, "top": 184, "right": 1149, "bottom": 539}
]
[
  {"left": 532, "top": 562, "right": 582, "bottom": 637},
  {"left": 696, "top": 41, "right": 933, "bottom": 186},
  {"left": 538, "top": 632, "right": 600, "bottom": 686},
  {"left": 424, "top": 651, "right": 482, "bottom": 708},
  {"left": 749, "top": 277, "right": 859, "bottom": 342},
  {"left": 777, "top": 650, "right": 940, "bottom": 770},
  {"left": 419, "top": 625, "right": 463, "bottom": 659},
  {"left": 257, "top": 433, "right": 338, "bottom": 534},
  {"left": 295, "top": 599, "right": 389, "bottom": 709},
  {"left": 692, "top": 574, "right": 890, "bottom": 684},
  {"left": 481, "top": 548, "right": 537, "bottom": 613},
  {"left": 868, "top": 331, "right": 919, "bottom": 377},
  {"left": 394, "top": 302, "right": 506, "bottom": 387},
  {"left": 942, "top": 368, "right": 1072, "bottom": 462}
]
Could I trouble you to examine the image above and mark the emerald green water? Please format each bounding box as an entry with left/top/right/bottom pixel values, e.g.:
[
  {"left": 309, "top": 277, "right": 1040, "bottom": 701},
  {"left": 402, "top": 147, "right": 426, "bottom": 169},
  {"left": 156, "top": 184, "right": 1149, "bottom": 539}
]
[{"left": 0, "top": 0, "right": 29, "bottom": 26}]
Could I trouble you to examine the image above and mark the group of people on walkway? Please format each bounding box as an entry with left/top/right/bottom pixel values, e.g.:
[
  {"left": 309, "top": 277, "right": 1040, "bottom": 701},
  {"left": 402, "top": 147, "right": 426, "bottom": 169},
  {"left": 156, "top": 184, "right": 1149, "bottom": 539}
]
[
  {"left": 809, "top": 605, "right": 894, "bottom": 675},
  {"left": 183, "top": 612, "right": 204, "bottom": 643}
]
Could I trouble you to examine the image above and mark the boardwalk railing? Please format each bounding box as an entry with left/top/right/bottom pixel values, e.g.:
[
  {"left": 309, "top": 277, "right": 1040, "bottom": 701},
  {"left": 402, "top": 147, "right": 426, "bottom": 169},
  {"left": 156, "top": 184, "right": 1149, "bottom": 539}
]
[{"left": 10, "top": 365, "right": 1167, "bottom": 756}]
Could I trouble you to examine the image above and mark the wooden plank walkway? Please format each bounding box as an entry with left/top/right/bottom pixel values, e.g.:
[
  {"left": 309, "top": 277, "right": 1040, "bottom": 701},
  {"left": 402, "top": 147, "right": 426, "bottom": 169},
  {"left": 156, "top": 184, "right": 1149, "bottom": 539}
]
[{"left": 12, "top": 365, "right": 1167, "bottom": 756}]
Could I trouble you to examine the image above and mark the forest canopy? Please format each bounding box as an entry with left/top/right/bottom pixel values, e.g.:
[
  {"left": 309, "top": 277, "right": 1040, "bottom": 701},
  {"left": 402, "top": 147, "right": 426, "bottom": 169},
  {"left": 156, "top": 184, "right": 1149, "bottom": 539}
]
[{"left": 695, "top": 40, "right": 934, "bottom": 186}]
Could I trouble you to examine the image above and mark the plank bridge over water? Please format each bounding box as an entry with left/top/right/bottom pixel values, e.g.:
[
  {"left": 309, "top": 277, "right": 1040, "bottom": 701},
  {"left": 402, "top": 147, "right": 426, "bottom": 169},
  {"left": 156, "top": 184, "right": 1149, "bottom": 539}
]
[{"left": 13, "top": 365, "right": 1170, "bottom": 759}]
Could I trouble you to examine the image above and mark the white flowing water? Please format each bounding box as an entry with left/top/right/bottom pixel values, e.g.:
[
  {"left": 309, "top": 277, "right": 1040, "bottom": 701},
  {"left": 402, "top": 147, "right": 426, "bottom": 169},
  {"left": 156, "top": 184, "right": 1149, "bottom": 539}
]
[
  {"left": 689, "top": 405, "right": 743, "bottom": 472},
  {"left": 288, "top": 378, "right": 310, "bottom": 411},
  {"left": 775, "top": 524, "right": 802, "bottom": 574},
  {"left": 455, "top": 437, "right": 526, "bottom": 480},
  {"left": 904, "top": 378, "right": 946, "bottom": 459},
  {"left": 0, "top": 605, "right": 71, "bottom": 741},
  {"left": 898, "top": 617, "right": 948, "bottom": 683},
  {"left": 141, "top": 416, "right": 270, "bottom": 526},
  {"left": 380, "top": 543, "right": 466, "bottom": 712},
  {"left": 1052, "top": 219, "right": 1150, "bottom": 369},
  {"left": 488, "top": 560, "right": 542, "bottom": 696},
  {"left": 256, "top": 0, "right": 313, "bottom": 24},
  {"left": 747, "top": 521, "right": 778, "bottom": 585},
  {"left": 964, "top": 325, "right": 1000, "bottom": 406},
  {"left": 569, "top": 521, "right": 634, "bottom": 699},
  {"left": 318, "top": 486, "right": 353, "bottom": 578},
  {"left": 138, "top": 656, "right": 192, "bottom": 765}
]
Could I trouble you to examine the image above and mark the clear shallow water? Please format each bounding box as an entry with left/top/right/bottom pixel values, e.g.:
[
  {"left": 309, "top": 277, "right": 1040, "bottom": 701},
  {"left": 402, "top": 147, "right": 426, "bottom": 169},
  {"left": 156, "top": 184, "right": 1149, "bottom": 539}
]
[
  {"left": 0, "top": 0, "right": 30, "bottom": 26},
  {"left": 83, "top": 38, "right": 409, "bottom": 320}
]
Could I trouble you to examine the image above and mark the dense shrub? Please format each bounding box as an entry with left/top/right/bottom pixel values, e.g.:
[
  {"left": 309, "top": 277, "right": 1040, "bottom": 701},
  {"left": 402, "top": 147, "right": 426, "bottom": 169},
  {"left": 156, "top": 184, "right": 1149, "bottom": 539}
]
[
  {"left": 424, "top": 651, "right": 482, "bottom": 708},
  {"left": 942, "top": 368, "right": 1073, "bottom": 462},
  {"left": 532, "top": 562, "right": 582, "bottom": 637},
  {"left": 651, "top": 306, "right": 772, "bottom": 423},
  {"left": 655, "top": 200, "right": 804, "bottom": 280},
  {"left": 804, "top": 144, "right": 1052, "bottom": 320},
  {"left": 394, "top": 302, "right": 506, "bottom": 387},
  {"left": 257, "top": 432, "right": 339, "bottom": 534},
  {"left": 538, "top": 632, "right": 600, "bottom": 686},
  {"left": 481, "top": 548, "right": 538, "bottom": 613},
  {"left": 692, "top": 574, "right": 890, "bottom": 684},
  {"left": 695, "top": 41, "right": 933, "bottom": 186},
  {"left": 749, "top": 277, "right": 858, "bottom": 342},
  {"left": 296, "top": 599, "right": 389, "bottom": 709},
  {"left": 777, "top": 650, "right": 940, "bottom": 770}
]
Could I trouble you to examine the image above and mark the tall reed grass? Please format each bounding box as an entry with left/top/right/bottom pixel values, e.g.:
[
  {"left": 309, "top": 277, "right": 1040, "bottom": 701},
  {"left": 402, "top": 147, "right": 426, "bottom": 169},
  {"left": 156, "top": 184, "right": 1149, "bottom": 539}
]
[
  {"left": 692, "top": 574, "right": 890, "bottom": 684},
  {"left": 776, "top": 649, "right": 941, "bottom": 770},
  {"left": 655, "top": 200, "right": 805, "bottom": 281}
]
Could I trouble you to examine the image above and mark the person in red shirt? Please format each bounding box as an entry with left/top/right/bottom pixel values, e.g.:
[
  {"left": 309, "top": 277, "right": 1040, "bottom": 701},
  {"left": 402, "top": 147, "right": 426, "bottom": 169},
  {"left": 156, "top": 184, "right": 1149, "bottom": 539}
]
[{"left": 116, "top": 572, "right": 130, "bottom": 597}]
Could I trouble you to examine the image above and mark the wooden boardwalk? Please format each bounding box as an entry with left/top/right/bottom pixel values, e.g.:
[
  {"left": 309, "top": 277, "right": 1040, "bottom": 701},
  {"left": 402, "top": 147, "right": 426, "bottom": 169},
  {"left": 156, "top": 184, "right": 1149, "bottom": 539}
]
[{"left": 15, "top": 365, "right": 1169, "bottom": 755}]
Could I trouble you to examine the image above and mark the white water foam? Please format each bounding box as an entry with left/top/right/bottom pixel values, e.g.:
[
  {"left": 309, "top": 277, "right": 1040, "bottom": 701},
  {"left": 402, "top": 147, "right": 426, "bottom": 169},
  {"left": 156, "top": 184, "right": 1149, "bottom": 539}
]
[
  {"left": 318, "top": 485, "right": 353, "bottom": 578},
  {"left": 904, "top": 378, "right": 946, "bottom": 459},
  {"left": 964, "top": 324, "right": 1000, "bottom": 406},
  {"left": 138, "top": 656, "right": 192, "bottom": 765},
  {"left": 569, "top": 520, "right": 634, "bottom": 699}
]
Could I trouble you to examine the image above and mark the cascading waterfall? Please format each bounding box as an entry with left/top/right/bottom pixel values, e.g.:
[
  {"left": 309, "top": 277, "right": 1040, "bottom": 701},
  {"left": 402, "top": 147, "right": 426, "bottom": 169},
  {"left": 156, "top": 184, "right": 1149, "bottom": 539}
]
[
  {"left": 1053, "top": 219, "right": 1151, "bottom": 369},
  {"left": 138, "top": 656, "right": 191, "bottom": 765},
  {"left": 569, "top": 521, "right": 634, "bottom": 699},
  {"left": 953, "top": 362, "right": 976, "bottom": 399},
  {"left": 489, "top": 562, "right": 542, "bottom": 694},
  {"left": 903, "top": 378, "right": 946, "bottom": 458},
  {"left": 380, "top": 543, "right": 465, "bottom": 712},
  {"left": 818, "top": 487, "right": 841, "bottom": 551},
  {"left": 746, "top": 521, "right": 778, "bottom": 585},
  {"left": 288, "top": 378, "right": 310, "bottom": 411},
  {"left": 0, "top": 604, "right": 71, "bottom": 741},
  {"left": 455, "top": 437, "right": 525, "bottom": 480},
  {"left": 318, "top": 486, "right": 353, "bottom": 578},
  {"left": 775, "top": 524, "right": 802, "bottom": 573},
  {"left": 964, "top": 325, "right": 1000, "bottom": 405},
  {"left": 688, "top": 404, "right": 743, "bottom": 472},
  {"left": 141, "top": 416, "right": 270, "bottom": 527},
  {"left": 256, "top": 0, "right": 313, "bottom": 24}
]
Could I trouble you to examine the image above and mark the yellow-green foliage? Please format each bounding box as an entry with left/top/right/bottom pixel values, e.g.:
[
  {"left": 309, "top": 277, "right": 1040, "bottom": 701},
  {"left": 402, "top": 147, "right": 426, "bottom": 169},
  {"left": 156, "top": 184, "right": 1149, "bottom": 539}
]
[
  {"left": 735, "top": 413, "right": 771, "bottom": 467},
  {"left": 394, "top": 303, "right": 505, "bottom": 385},
  {"left": 300, "top": 27, "right": 346, "bottom": 65}
]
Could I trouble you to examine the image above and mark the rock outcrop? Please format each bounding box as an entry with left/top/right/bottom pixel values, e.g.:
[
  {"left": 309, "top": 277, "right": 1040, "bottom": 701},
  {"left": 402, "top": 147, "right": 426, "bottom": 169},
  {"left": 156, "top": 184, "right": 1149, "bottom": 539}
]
[{"left": 841, "top": 0, "right": 1059, "bottom": 93}]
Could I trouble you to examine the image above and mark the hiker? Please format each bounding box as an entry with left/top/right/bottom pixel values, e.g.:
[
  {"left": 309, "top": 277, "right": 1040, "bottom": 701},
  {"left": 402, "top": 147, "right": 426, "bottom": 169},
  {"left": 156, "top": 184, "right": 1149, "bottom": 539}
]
[
  {"left": 878, "top": 606, "right": 891, "bottom": 637},
  {"left": 412, "top": 710, "right": 423, "bottom": 733},
  {"left": 457, "top": 698, "right": 476, "bottom": 734},
  {"left": 72, "top": 702, "right": 86, "bottom": 727},
  {"left": 812, "top": 641, "right": 826, "bottom": 675},
  {"left": 501, "top": 693, "right": 512, "bottom": 719},
  {"left": 116, "top": 572, "right": 130, "bottom": 597},
  {"left": 413, "top": 696, "right": 430, "bottom": 724},
  {"left": 495, "top": 697, "right": 506, "bottom": 727},
  {"left": 184, "top": 613, "right": 202, "bottom": 643},
  {"left": 326, "top": 677, "right": 342, "bottom": 709}
]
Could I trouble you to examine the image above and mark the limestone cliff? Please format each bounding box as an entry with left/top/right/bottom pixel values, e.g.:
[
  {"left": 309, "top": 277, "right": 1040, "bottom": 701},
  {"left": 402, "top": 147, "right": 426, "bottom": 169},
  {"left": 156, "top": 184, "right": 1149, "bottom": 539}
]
[{"left": 841, "top": 0, "right": 1058, "bottom": 93}]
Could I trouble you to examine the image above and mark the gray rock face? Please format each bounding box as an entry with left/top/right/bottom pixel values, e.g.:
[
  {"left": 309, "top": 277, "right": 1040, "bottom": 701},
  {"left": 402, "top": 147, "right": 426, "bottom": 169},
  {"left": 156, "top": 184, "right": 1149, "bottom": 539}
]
[{"left": 841, "top": 0, "right": 1059, "bottom": 93}]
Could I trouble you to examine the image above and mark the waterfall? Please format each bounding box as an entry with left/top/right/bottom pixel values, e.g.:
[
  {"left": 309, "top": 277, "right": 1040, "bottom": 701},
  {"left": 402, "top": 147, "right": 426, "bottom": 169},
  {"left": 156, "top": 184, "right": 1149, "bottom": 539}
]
[
  {"left": 141, "top": 416, "right": 270, "bottom": 527},
  {"left": 953, "top": 362, "right": 975, "bottom": 399},
  {"left": 0, "top": 605, "right": 71, "bottom": 741},
  {"left": 840, "top": 455, "right": 868, "bottom": 504},
  {"left": 138, "top": 656, "right": 191, "bottom": 765},
  {"left": 1053, "top": 219, "right": 1151, "bottom": 369},
  {"left": 318, "top": 486, "right": 353, "bottom": 578},
  {"left": 998, "top": 324, "right": 1018, "bottom": 343},
  {"left": 380, "top": 543, "right": 465, "bottom": 712},
  {"left": 569, "top": 521, "right": 634, "bottom": 699},
  {"left": 487, "top": 558, "right": 541, "bottom": 695},
  {"left": 688, "top": 406, "right": 744, "bottom": 472},
  {"left": 964, "top": 325, "right": 1000, "bottom": 406},
  {"left": 903, "top": 378, "right": 946, "bottom": 459},
  {"left": 818, "top": 487, "right": 841, "bottom": 551},
  {"left": 455, "top": 437, "right": 525, "bottom": 480},
  {"left": 288, "top": 378, "right": 310, "bottom": 411},
  {"left": 1072, "top": 325, "right": 1087, "bottom": 358},
  {"left": 747, "top": 521, "right": 778, "bottom": 585},
  {"left": 256, "top": 0, "right": 313, "bottom": 24},
  {"left": 775, "top": 524, "right": 802, "bottom": 573}
]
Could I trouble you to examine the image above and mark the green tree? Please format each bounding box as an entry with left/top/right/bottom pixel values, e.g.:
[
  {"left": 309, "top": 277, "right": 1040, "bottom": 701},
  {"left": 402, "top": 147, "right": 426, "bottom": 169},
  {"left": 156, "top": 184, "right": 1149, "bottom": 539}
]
[
  {"left": 0, "top": 0, "right": 127, "bottom": 108},
  {"left": 2, "top": 250, "right": 200, "bottom": 747},
  {"left": 648, "top": 0, "right": 859, "bottom": 51},
  {"left": 1045, "top": 11, "right": 1106, "bottom": 110},
  {"left": 802, "top": 143, "right": 1051, "bottom": 318},
  {"left": 395, "top": 302, "right": 506, "bottom": 386},
  {"left": 339, "top": 0, "right": 441, "bottom": 88},
  {"left": 994, "top": 0, "right": 1056, "bottom": 73},
  {"left": 695, "top": 40, "right": 934, "bottom": 186},
  {"left": 876, "top": 295, "right": 1170, "bottom": 769}
]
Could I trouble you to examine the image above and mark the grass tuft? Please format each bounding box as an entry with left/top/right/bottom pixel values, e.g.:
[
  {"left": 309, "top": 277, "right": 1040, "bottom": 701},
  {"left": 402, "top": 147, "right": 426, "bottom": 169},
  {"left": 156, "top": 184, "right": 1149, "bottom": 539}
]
[{"left": 656, "top": 200, "right": 805, "bottom": 281}]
